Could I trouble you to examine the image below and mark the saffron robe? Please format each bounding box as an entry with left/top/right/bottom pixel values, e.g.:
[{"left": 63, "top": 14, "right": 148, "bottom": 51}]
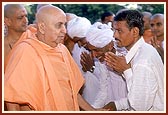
[
  {"left": 4, "top": 34, "right": 84, "bottom": 111},
  {"left": 4, "top": 26, "right": 37, "bottom": 70}
]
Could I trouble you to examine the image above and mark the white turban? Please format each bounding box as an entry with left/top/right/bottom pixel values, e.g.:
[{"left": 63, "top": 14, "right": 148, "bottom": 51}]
[
  {"left": 93, "top": 22, "right": 111, "bottom": 29},
  {"left": 86, "top": 23, "right": 115, "bottom": 48},
  {"left": 67, "top": 17, "right": 91, "bottom": 39},
  {"left": 66, "top": 13, "right": 78, "bottom": 22}
]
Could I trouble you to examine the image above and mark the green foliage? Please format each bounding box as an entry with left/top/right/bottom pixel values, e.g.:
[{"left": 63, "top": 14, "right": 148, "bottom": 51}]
[
  {"left": 26, "top": 4, "right": 164, "bottom": 24},
  {"left": 138, "top": 4, "right": 164, "bottom": 14},
  {"left": 25, "top": 4, "right": 37, "bottom": 24},
  {"left": 53, "top": 4, "right": 125, "bottom": 24}
]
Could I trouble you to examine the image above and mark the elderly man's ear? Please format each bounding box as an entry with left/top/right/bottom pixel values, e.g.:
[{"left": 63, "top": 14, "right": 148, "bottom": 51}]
[{"left": 38, "top": 23, "right": 45, "bottom": 35}]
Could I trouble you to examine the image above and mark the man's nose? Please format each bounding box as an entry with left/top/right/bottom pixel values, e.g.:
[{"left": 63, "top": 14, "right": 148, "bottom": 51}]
[
  {"left": 62, "top": 25, "right": 67, "bottom": 33},
  {"left": 23, "top": 16, "right": 28, "bottom": 24}
]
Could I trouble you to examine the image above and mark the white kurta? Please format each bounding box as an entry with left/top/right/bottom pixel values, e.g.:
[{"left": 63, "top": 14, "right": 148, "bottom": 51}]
[
  {"left": 91, "top": 60, "right": 128, "bottom": 108},
  {"left": 72, "top": 44, "right": 83, "bottom": 71},
  {"left": 72, "top": 43, "right": 89, "bottom": 74},
  {"left": 82, "top": 71, "right": 100, "bottom": 105},
  {"left": 115, "top": 38, "right": 164, "bottom": 111},
  {"left": 71, "top": 44, "right": 100, "bottom": 105}
]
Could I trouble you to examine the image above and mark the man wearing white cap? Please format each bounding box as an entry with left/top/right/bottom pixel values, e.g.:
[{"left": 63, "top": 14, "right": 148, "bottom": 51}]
[
  {"left": 67, "top": 17, "right": 109, "bottom": 107},
  {"left": 66, "top": 16, "right": 91, "bottom": 72},
  {"left": 64, "top": 13, "right": 78, "bottom": 54},
  {"left": 66, "top": 17, "right": 101, "bottom": 109},
  {"left": 81, "top": 23, "right": 128, "bottom": 109}
]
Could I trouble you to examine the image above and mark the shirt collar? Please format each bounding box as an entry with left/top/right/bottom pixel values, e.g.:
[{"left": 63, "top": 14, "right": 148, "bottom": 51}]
[{"left": 125, "top": 37, "right": 144, "bottom": 64}]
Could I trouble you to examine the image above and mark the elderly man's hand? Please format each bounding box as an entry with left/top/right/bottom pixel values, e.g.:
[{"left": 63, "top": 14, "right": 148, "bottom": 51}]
[{"left": 80, "top": 52, "right": 95, "bottom": 72}]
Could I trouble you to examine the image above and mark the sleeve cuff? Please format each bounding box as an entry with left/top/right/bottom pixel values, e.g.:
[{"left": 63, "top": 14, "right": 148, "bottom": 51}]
[
  {"left": 114, "top": 98, "right": 129, "bottom": 111},
  {"left": 122, "top": 68, "right": 132, "bottom": 80}
]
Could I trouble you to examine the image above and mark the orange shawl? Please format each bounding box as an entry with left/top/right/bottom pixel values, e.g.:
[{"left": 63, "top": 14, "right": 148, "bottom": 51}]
[
  {"left": 4, "top": 35, "right": 84, "bottom": 110},
  {"left": 4, "top": 26, "right": 37, "bottom": 71}
]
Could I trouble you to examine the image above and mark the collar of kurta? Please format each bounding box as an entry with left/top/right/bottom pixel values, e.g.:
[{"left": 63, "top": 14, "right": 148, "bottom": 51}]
[{"left": 125, "top": 37, "right": 144, "bottom": 64}]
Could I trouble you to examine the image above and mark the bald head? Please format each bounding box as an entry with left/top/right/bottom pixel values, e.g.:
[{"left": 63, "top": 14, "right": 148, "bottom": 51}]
[
  {"left": 4, "top": 4, "right": 25, "bottom": 18},
  {"left": 4, "top": 4, "right": 28, "bottom": 33},
  {"left": 35, "top": 5, "right": 66, "bottom": 48},
  {"left": 150, "top": 13, "right": 164, "bottom": 20},
  {"left": 142, "top": 11, "right": 152, "bottom": 30},
  {"left": 36, "top": 5, "right": 65, "bottom": 24},
  {"left": 150, "top": 13, "right": 164, "bottom": 38},
  {"left": 142, "top": 11, "right": 152, "bottom": 17}
]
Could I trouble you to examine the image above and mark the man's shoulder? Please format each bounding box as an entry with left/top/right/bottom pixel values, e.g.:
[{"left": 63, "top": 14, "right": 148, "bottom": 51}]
[{"left": 13, "top": 39, "right": 38, "bottom": 56}]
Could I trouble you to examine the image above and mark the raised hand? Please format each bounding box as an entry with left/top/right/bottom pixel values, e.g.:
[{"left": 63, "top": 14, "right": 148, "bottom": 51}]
[
  {"left": 105, "top": 52, "right": 130, "bottom": 74},
  {"left": 80, "top": 52, "right": 95, "bottom": 72}
]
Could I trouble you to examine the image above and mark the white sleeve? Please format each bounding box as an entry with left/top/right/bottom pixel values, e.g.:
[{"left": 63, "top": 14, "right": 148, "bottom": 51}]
[
  {"left": 123, "top": 63, "right": 157, "bottom": 110},
  {"left": 92, "top": 64, "right": 108, "bottom": 108},
  {"left": 82, "top": 71, "right": 100, "bottom": 105},
  {"left": 114, "top": 98, "right": 130, "bottom": 111},
  {"left": 122, "top": 68, "right": 133, "bottom": 92}
]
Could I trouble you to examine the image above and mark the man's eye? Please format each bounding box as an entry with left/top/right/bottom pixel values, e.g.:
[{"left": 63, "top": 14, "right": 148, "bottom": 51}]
[
  {"left": 55, "top": 23, "right": 64, "bottom": 29},
  {"left": 17, "top": 17, "right": 23, "bottom": 19},
  {"left": 157, "top": 23, "right": 162, "bottom": 27},
  {"left": 150, "top": 24, "right": 154, "bottom": 27},
  {"left": 17, "top": 15, "right": 27, "bottom": 20}
]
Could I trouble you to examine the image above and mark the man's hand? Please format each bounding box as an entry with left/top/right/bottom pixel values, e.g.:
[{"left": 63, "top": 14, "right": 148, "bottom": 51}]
[
  {"left": 80, "top": 52, "right": 94, "bottom": 72},
  {"left": 105, "top": 52, "right": 131, "bottom": 74},
  {"left": 103, "top": 102, "right": 117, "bottom": 111}
]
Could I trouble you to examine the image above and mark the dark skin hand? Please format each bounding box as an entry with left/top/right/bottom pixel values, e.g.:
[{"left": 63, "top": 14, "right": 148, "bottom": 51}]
[
  {"left": 105, "top": 52, "right": 131, "bottom": 74},
  {"left": 80, "top": 52, "right": 94, "bottom": 72},
  {"left": 103, "top": 102, "right": 117, "bottom": 111}
]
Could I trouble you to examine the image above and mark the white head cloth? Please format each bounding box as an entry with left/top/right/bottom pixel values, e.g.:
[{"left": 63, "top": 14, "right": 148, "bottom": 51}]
[
  {"left": 66, "top": 13, "right": 78, "bottom": 22},
  {"left": 93, "top": 22, "right": 112, "bottom": 29},
  {"left": 86, "top": 22, "right": 115, "bottom": 48},
  {"left": 67, "top": 17, "right": 91, "bottom": 39}
]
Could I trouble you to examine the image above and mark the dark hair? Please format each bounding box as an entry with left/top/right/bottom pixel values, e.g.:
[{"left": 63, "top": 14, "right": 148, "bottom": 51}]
[
  {"left": 114, "top": 9, "right": 144, "bottom": 36},
  {"left": 101, "top": 12, "right": 113, "bottom": 21}
]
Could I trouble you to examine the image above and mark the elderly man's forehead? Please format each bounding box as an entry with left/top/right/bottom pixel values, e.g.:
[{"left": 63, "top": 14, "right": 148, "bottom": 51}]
[
  {"left": 36, "top": 5, "right": 65, "bottom": 22},
  {"left": 37, "top": 5, "right": 65, "bottom": 15}
]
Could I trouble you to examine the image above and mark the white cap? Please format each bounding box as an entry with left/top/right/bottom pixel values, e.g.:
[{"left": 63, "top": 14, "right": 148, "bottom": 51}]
[
  {"left": 67, "top": 17, "right": 91, "bottom": 39},
  {"left": 86, "top": 23, "right": 115, "bottom": 48}
]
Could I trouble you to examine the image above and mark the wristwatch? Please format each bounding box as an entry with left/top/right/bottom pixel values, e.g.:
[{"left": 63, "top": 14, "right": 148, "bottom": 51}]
[{"left": 89, "top": 65, "right": 95, "bottom": 73}]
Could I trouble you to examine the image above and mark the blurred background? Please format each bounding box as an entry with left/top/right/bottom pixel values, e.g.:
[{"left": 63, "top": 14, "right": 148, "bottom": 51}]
[{"left": 24, "top": 3, "right": 164, "bottom": 24}]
